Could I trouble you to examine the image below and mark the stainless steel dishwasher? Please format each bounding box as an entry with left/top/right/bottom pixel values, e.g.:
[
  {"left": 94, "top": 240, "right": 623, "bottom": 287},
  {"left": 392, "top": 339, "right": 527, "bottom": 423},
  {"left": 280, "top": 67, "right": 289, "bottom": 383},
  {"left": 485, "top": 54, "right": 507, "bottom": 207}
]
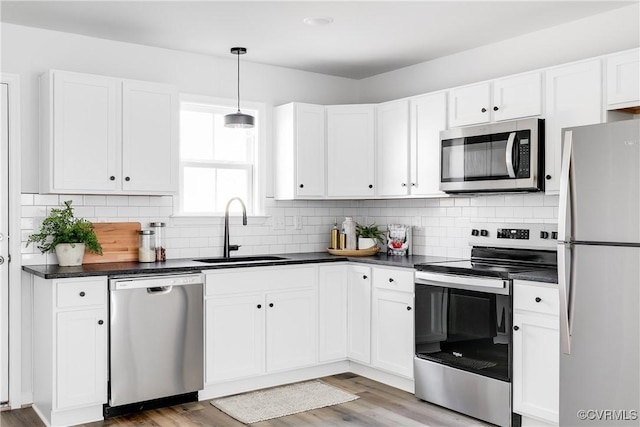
[{"left": 107, "top": 273, "right": 203, "bottom": 415}]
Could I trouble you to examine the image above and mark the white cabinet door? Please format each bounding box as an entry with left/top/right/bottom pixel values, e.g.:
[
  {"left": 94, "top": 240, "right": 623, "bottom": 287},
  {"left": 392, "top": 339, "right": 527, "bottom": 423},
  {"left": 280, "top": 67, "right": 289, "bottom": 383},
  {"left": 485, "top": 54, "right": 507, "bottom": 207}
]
[
  {"left": 49, "top": 71, "right": 120, "bottom": 193},
  {"left": 205, "top": 294, "right": 265, "bottom": 383},
  {"left": 318, "top": 265, "right": 348, "bottom": 362},
  {"left": 371, "top": 289, "right": 414, "bottom": 378},
  {"left": 376, "top": 100, "right": 410, "bottom": 196},
  {"left": 448, "top": 82, "right": 491, "bottom": 127},
  {"left": 266, "top": 289, "right": 317, "bottom": 372},
  {"left": 492, "top": 72, "right": 542, "bottom": 122},
  {"left": 296, "top": 103, "right": 326, "bottom": 197},
  {"left": 122, "top": 80, "right": 178, "bottom": 193},
  {"left": 347, "top": 265, "right": 371, "bottom": 364},
  {"left": 56, "top": 308, "right": 107, "bottom": 409},
  {"left": 410, "top": 92, "right": 447, "bottom": 196},
  {"left": 513, "top": 312, "right": 559, "bottom": 424},
  {"left": 327, "top": 105, "right": 375, "bottom": 197},
  {"left": 606, "top": 49, "right": 640, "bottom": 109},
  {"left": 544, "top": 60, "right": 602, "bottom": 194}
]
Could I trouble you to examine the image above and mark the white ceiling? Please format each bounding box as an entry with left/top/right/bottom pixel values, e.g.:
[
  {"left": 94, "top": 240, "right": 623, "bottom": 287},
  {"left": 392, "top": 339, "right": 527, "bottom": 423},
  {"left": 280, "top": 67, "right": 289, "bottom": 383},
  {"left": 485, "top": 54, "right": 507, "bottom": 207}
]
[{"left": 1, "top": 1, "right": 636, "bottom": 79}]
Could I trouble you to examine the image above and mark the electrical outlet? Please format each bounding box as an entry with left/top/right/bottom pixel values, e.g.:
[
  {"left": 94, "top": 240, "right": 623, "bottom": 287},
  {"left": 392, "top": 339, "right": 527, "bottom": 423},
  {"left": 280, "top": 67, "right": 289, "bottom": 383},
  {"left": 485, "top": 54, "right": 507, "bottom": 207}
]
[
  {"left": 272, "top": 215, "right": 285, "bottom": 231},
  {"left": 294, "top": 216, "right": 303, "bottom": 230}
]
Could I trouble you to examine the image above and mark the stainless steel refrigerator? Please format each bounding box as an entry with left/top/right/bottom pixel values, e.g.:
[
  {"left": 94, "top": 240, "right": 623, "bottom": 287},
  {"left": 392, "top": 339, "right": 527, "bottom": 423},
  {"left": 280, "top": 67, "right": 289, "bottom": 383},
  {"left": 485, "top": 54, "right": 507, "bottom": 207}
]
[{"left": 558, "top": 119, "right": 640, "bottom": 426}]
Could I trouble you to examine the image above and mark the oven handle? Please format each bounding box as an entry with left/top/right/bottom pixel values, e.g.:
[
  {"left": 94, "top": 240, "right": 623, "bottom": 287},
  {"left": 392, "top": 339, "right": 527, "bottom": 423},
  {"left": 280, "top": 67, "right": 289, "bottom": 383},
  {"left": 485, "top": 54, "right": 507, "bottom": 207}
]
[
  {"left": 415, "top": 271, "right": 508, "bottom": 291},
  {"left": 505, "top": 132, "right": 517, "bottom": 178}
]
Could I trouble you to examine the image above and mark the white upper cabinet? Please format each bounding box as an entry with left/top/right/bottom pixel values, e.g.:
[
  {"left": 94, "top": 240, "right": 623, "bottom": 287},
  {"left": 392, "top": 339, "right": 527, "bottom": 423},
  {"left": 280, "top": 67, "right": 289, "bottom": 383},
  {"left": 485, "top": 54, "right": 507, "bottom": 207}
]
[
  {"left": 275, "top": 103, "right": 326, "bottom": 199},
  {"left": 544, "top": 60, "right": 603, "bottom": 194},
  {"left": 410, "top": 91, "right": 448, "bottom": 197},
  {"left": 376, "top": 100, "right": 410, "bottom": 196},
  {"left": 449, "top": 72, "right": 542, "bottom": 127},
  {"left": 40, "top": 69, "right": 178, "bottom": 195},
  {"left": 327, "top": 105, "right": 376, "bottom": 197},
  {"left": 606, "top": 48, "right": 640, "bottom": 110}
]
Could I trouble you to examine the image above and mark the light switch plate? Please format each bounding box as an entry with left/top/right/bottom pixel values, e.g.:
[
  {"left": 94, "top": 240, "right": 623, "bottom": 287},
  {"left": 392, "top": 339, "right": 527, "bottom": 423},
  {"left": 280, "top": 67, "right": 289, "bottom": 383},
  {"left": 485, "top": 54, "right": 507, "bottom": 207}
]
[{"left": 294, "top": 216, "right": 303, "bottom": 230}]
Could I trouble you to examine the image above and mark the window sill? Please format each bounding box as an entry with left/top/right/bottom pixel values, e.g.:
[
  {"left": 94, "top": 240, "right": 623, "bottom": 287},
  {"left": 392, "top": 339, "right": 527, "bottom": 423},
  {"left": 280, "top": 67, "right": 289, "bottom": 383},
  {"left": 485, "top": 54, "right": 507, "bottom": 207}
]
[{"left": 170, "top": 214, "right": 269, "bottom": 226}]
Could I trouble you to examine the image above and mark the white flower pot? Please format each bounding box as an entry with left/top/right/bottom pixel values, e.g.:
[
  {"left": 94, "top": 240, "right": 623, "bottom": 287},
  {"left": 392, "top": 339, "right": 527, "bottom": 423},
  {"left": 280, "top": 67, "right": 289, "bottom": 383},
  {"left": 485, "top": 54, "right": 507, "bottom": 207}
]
[
  {"left": 358, "top": 237, "right": 376, "bottom": 250},
  {"left": 55, "top": 243, "right": 86, "bottom": 266}
]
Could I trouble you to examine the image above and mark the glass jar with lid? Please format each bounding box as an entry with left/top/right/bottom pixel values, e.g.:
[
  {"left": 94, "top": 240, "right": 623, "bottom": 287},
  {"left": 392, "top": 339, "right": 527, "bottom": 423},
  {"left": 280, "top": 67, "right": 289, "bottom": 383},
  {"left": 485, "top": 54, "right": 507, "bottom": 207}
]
[
  {"left": 138, "top": 229, "right": 155, "bottom": 263},
  {"left": 150, "top": 222, "right": 166, "bottom": 262}
]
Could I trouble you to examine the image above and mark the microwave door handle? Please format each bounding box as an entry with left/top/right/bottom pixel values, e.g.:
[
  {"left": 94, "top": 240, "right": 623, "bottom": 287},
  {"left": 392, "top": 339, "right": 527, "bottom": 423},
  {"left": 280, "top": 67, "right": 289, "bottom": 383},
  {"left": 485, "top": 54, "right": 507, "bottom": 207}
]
[{"left": 505, "top": 132, "right": 517, "bottom": 178}]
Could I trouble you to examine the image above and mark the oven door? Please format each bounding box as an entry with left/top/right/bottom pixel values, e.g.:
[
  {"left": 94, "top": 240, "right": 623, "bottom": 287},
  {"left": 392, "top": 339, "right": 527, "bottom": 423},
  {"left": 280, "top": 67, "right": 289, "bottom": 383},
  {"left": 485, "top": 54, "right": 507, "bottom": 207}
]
[{"left": 414, "top": 271, "right": 512, "bottom": 382}]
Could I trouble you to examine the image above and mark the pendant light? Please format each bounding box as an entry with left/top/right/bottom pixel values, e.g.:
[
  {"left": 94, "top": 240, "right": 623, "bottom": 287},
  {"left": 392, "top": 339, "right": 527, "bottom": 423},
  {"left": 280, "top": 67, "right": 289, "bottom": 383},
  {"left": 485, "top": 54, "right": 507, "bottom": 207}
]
[{"left": 224, "top": 47, "right": 255, "bottom": 128}]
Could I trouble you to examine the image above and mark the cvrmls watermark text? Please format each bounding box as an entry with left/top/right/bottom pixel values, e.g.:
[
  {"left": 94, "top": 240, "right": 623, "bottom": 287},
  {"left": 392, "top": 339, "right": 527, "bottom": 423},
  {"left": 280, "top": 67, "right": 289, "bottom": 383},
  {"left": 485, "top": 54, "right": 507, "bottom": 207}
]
[{"left": 577, "top": 409, "right": 638, "bottom": 421}]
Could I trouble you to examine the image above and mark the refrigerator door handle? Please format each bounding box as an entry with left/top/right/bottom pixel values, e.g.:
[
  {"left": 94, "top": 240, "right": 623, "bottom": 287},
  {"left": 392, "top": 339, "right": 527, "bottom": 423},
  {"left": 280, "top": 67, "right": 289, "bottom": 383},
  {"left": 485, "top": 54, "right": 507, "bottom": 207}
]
[
  {"left": 558, "top": 130, "right": 573, "bottom": 242},
  {"left": 505, "top": 132, "right": 517, "bottom": 178},
  {"left": 558, "top": 244, "right": 573, "bottom": 354}
]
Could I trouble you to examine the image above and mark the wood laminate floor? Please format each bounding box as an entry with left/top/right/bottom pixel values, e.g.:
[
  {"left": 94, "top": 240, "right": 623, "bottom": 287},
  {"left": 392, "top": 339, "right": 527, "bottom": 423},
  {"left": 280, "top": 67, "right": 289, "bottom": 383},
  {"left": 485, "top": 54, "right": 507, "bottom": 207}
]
[{"left": 0, "top": 374, "right": 492, "bottom": 427}]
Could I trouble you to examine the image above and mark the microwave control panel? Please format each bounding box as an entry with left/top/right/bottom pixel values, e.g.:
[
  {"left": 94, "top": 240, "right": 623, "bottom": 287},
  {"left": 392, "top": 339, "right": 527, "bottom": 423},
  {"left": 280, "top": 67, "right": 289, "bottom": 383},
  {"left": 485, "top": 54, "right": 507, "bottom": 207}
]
[{"left": 517, "top": 138, "right": 530, "bottom": 178}]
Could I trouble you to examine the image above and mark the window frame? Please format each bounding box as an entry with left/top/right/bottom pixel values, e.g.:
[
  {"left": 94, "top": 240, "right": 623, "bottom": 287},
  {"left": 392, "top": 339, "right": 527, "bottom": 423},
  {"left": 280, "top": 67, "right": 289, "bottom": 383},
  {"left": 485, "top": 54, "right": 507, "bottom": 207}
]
[{"left": 175, "top": 94, "right": 266, "bottom": 219}]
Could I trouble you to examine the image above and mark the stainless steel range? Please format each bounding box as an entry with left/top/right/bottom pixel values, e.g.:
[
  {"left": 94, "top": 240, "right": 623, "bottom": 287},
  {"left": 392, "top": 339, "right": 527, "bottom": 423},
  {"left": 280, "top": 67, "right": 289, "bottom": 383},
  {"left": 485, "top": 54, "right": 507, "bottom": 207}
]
[{"left": 414, "top": 222, "right": 557, "bottom": 427}]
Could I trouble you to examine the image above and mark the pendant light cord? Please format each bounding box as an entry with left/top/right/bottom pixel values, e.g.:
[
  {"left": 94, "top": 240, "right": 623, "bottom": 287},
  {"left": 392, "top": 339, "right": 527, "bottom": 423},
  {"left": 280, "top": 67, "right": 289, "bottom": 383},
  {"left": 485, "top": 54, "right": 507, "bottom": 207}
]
[{"left": 236, "top": 50, "right": 241, "bottom": 113}]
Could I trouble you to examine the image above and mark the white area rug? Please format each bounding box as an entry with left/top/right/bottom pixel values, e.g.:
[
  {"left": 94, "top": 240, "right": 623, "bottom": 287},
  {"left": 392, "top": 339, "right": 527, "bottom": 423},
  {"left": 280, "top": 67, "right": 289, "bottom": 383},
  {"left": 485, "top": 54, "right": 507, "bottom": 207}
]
[{"left": 210, "top": 380, "right": 359, "bottom": 424}]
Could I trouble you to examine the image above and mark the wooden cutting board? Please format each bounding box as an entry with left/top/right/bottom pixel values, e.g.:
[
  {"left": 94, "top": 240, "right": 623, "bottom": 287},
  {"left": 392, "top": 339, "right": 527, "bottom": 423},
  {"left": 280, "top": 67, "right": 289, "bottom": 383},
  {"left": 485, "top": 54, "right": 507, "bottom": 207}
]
[{"left": 83, "top": 222, "right": 141, "bottom": 264}]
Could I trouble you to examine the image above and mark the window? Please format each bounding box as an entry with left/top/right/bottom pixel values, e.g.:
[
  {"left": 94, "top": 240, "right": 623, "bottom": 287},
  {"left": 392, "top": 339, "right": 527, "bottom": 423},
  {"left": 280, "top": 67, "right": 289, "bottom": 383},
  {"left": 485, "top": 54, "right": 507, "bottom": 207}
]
[{"left": 178, "top": 97, "right": 260, "bottom": 215}]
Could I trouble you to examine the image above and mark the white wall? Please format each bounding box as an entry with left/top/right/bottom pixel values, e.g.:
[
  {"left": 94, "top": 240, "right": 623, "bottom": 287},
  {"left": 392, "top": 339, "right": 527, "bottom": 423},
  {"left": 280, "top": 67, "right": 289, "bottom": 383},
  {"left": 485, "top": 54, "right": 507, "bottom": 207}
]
[
  {"left": 358, "top": 3, "right": 640, "bottom": 103},
  {"left": 0, "top": 23, "right": 361, "bottom": 193}
]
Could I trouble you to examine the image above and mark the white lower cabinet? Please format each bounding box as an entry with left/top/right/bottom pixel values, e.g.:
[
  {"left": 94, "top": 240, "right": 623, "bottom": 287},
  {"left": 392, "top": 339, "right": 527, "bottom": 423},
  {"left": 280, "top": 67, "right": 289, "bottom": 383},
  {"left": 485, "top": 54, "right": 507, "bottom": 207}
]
[
  {"left": 513, "top": 280, "right": 559, "bottom": 426},
  {"left": 347, "top": 264, "right": 372, "bottom": 364},
  {"left": 371, "top": 267, "right": 414, "bottom": 378},
  {"left": 318, "top": 264, "right": 348, "bottom": 362},
  {"left": 204, "top": 266, "right": 317, "bottom": 385},
  {"left": 33, "top": 276, "right": 108, "bottom": 427}
]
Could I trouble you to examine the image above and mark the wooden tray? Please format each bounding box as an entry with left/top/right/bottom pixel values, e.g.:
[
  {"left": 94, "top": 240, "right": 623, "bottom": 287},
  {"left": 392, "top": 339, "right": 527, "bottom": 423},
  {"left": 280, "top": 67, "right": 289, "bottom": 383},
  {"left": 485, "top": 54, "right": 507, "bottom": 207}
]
[
  {"left": 83, "top": 222, "right": 141, "bottom": 264},
  {"left": 327, "top": 246, "right": 380, "bottom": 257}
]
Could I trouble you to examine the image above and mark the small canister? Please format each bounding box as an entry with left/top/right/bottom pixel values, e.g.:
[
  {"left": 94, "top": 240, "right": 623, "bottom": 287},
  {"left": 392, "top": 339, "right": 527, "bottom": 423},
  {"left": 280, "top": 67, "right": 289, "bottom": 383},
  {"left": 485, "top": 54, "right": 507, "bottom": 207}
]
[
  {"left": 150, "top": 222, "right": 166, "bottom": 262},
  {"left": 138, "top": 230, "right": 156, "bottom": 263}
]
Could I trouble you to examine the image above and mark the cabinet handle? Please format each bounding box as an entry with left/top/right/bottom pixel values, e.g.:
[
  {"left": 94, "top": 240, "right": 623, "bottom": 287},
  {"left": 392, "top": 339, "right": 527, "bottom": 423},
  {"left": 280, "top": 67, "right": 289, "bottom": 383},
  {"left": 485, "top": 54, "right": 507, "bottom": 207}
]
[
  {"left": 411, "top": 183, "right": 416, "bottom": 187},
  {"left": 257, "top": 304, "right": 262, "bottom": 309},
  {"left": 109, "top": 176, "right": 115, "bottom": 181},
  {"left": 125, "top": 176, "right": 131, "bottom": 182},
  {"left": 546, "top": 174, "right": 552, "bottom": 180},
  {"left": 269, "top": 303, "right": 274, "bottom": 308},
  {"left": 406, "top": 306, "right": 412, "bottom": 311},
  {"left": 79, "top": 291, "right": 86, "bottom": 297},
  {"left": 362, "top": 275, "right": 368, "bottom": 280},
  {"left": 493, "top": 106, "right": 499, "bottom": 111},
  {"left": 535, "top": 297, "right": 542, "bottom": 303},
  {"left": 368, "top": 184, "right": 373, "bottom": 189},
  {"left": 481, "top": 107, "right": 487, "bottom": 113},
  {"left": 98, "top": 320, "right": 104, "bottom": 325},
  {"left": 401, "top": 183, "right": 407, "bottom": 187},
  {"left": 513, "top": 325, "right": 520, "bottom": 331},
  {"left": 388, "top": 277, "right": 394, "bottom": 283},
  {"left": 299, "top": 184, "right": 304, "bottom": 188}
]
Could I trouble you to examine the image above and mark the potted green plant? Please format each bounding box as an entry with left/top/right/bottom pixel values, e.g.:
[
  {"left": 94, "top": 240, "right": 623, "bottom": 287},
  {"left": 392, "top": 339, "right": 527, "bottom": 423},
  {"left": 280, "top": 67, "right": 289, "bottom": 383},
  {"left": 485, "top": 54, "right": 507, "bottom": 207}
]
[
  {"left": 27, "top": 200, "right": 102, "bottom": 266},
  {"left": 356, "top": 223, "right": 385, "bottom": 250}
]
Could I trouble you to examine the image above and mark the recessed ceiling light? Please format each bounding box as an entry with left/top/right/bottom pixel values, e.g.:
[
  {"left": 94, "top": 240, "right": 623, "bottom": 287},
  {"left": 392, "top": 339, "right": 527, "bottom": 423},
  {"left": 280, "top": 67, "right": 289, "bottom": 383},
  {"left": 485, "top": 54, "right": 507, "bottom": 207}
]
[{"left": 303, "top": 16, "right": 334, "bottom": 27}]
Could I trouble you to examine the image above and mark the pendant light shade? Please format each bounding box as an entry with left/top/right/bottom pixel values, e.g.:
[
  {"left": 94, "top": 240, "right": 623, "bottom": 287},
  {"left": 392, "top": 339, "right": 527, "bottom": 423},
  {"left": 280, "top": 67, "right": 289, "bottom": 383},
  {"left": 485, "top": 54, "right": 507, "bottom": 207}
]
[{"left": 225, "top": 47, "right": 255, "bottom": 128}]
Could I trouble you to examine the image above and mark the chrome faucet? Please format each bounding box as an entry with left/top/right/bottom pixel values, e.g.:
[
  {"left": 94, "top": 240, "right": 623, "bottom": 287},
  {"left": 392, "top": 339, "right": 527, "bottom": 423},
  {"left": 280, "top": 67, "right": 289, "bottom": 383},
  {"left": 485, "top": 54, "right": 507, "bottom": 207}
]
[{"left": 223, "top": 197, "right": 248, "bottom": 258}]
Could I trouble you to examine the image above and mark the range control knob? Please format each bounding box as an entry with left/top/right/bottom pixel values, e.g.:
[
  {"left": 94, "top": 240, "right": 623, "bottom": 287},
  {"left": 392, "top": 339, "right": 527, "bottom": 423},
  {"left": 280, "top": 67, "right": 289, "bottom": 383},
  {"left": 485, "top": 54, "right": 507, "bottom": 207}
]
[
  {"left": 471, "top": 229, "right": 480, "bottom": 236},
  {"left": 480, "top": 229, "right": 489, "bottom": 237},
  {"left": 540, "top": 231, "right": 549, "bottom": 239},
  {"left": 551, "top": 231, "right": 558, "bottom": 240}
]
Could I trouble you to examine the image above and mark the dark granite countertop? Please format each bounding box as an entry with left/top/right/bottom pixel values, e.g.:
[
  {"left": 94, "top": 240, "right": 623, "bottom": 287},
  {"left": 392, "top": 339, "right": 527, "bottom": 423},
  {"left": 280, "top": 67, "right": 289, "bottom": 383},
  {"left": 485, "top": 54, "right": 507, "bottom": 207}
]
[
  {"left": 22, "top": 252, "right": 458, "bottom": 280},
  {"left": 509, "top": 269, "right": 558, "bottom": 284}
]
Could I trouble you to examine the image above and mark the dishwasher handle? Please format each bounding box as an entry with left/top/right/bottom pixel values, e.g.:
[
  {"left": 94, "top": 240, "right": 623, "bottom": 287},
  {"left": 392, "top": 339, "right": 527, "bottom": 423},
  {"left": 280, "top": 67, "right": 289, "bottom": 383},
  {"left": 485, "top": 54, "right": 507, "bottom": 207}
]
[{"left": 147, "top": 286, "right": 173, "bottom": 295}]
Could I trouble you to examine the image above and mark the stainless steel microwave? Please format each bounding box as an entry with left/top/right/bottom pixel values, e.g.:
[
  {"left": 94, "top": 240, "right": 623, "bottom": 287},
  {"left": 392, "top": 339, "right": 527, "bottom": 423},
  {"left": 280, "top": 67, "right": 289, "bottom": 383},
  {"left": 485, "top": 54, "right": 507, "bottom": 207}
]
[{"left": 439, "top": 118, "right": 544, "bottom": 193}]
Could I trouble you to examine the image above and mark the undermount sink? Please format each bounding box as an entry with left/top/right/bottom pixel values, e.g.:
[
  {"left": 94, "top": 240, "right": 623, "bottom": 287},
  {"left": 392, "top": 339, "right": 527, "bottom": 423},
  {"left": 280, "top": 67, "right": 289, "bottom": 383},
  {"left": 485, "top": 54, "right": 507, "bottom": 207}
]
[{"left": 194, "top": 255, "right": 289, "bottom": 264}]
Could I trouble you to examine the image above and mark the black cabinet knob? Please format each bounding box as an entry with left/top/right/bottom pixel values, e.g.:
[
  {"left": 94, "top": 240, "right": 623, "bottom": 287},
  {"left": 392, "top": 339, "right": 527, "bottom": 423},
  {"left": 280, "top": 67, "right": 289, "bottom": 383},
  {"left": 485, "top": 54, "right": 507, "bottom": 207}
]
[
  {"left": 546, "top": 174, "right": 552, "bottom": 180},
  {"left": 481, "top": 107, "right": 487, "bottom": 113},
  {"left": 388, "top": 278, "right": 394, "bottom": 283},
  {"left": 299, "top": 184, "right": 304, "bottom": 188},
  {"left": 406, "top": 306, "right": 412, "bottom": 311},
  {"left": 368, "top": 184, "right": 373, "bottom": 189},
  {"left": 125, "top": 176, "right": 131, "bottom": 182},
  {"left": 401, "top": 183, "right": 407, "bottom": 187},
  {"left": 493, "top": 106, "right": 499, "bottom": 111},
  {"left": 98, "top": 320, "right": 104, "bottom": 325},
  {"left": 411, "top": 183, "right": 416, "bottom": 187},
  {"left": 535, "top": 297, "right": 542, "bottom": 303},
  {"left": 79, "top": 291, "right": 85, "bottom": 297},
  {"left": 257, "top": 304, "right": 262, "bottom": 309},
  {"left": 513, "top": 325, "right": 520, "bottom": 331},
  {"left": 109, "top": 176, "right": 115, "bottom": 181},
  {"left": 362, "top": 275, "right": 368, "bottom": 280},
  {"left": 269, "top": 303, "right": 274, "bottom": 308}
]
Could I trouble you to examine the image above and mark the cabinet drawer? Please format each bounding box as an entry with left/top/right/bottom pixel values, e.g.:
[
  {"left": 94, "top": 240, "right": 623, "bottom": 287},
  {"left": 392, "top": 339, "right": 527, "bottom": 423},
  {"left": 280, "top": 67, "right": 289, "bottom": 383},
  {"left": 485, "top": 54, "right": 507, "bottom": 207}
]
[
  {"left": 373, "top": 267, "right": 414, "bottom": 293},
  {"left": 514, "top": 283, "right": 558, "bottom": 316},
  {"left": 205, "top": 266, "right": 316, "bottom": 296},
  {"left": 57, "top": 279, "right": 106, "bottom": 308}
]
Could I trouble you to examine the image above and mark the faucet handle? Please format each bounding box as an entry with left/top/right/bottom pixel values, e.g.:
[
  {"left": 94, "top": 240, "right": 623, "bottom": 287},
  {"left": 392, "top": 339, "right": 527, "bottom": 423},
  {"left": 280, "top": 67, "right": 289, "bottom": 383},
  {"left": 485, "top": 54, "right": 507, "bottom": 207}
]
[{"left": 229, "top": 244, "right": 241, "bottom": 252}]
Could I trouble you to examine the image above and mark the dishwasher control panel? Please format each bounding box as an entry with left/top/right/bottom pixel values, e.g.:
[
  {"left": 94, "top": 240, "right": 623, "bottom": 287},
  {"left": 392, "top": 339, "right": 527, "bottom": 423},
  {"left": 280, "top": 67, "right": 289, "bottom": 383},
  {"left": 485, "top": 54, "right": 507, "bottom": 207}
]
[{"left": 110, "top": 273, "right": 204, "bottom": 290}]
